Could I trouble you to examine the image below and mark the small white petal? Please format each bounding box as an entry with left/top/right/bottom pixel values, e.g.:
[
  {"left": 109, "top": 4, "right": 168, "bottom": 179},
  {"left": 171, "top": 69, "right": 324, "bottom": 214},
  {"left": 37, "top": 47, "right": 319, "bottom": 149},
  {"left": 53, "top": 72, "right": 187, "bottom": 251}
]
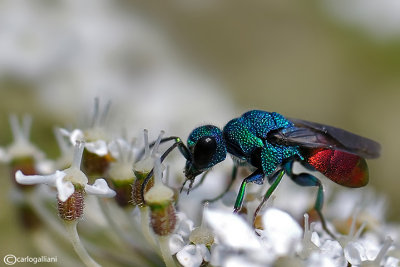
[
  {"left": 85, "top": 178, "right": 116, "bottom": 198},
  {"left": 85, "top": 140, "right": 108, "bottom": 156},
  {"left": 320, "top": 240, "right": 343, "bottom": 260},
  {"left": 55, "top": 174, "right": 75, "bottom": 202},
  {"left": 69, "top": 129, "right": 85, "bottom": 144},
  {"left": 344, "top": 241, "right": 367, "bottom": 265},
  {"left": 169, "top": 234, "right": 186, "bottom": 255},
  {"left": 176, "top": 245, "right": 203, "bottom": 267},
  {"left": 204, "top": 209, "right": 262, "bottom": 250},
  {"left": 262, "top": 208, "right": 302, "bottom": 255},
  {"left": 15, "top": 170, "right": 65, "bottom": 186},
  {"left": 197, "top": 244, "right": 210, "bottom": 262},
  {"left": 175, "top": 213, "right": 195, "bottom": 239}
]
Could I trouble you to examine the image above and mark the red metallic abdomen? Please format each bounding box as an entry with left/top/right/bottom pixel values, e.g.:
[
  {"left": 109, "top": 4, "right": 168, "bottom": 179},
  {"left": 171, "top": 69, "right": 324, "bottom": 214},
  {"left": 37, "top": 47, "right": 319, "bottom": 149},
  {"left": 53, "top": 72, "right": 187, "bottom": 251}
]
[{"left": 306, "top": 148, "right": 368, "bottom": 188}]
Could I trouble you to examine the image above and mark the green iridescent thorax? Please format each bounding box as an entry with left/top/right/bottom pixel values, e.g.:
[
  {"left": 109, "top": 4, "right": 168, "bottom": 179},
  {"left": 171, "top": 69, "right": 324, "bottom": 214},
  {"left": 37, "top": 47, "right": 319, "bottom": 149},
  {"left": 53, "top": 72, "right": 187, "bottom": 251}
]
[{"left": 223, "top": 110, "right": 302, "bottom": 177}]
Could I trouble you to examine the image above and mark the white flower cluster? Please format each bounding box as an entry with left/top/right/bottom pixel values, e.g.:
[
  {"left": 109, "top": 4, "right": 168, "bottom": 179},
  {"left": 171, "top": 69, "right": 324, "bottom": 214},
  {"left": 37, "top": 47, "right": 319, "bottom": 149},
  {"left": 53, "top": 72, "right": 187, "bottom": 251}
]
[{"left": 1, "top": 109, "right": 399, "bottom": 267}]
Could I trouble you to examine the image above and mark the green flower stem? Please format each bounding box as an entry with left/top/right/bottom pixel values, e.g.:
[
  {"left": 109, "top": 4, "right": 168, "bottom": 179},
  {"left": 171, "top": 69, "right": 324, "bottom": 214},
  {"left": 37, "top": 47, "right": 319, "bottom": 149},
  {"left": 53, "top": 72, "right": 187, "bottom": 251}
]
[
  {"left": 64, "top": 220, "right": 101, "bottom": 267},
  {"left": 159, "top": 235, "right": 177, "bottom": 267}
]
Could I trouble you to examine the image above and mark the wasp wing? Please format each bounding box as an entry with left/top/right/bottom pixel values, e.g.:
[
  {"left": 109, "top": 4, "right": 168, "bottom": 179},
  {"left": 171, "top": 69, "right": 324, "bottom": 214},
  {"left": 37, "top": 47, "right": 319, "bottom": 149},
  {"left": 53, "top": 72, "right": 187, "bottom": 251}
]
[{"left": 268, "top": 118, "right": 380, "bottom": 159}]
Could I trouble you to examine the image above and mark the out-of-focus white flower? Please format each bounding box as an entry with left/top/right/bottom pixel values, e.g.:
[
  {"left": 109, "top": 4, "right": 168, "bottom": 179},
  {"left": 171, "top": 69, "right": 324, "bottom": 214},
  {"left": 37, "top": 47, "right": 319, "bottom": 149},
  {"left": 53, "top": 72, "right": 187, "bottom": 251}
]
[
  {"left": 327, "top": 189, "right": 387, "bottom": 225},
  {"left": 0, "top": 0, "right": 75, "bottom": 79},
  {"left": 0, "top": 114, "right": 44, "bottom": 163},
  {"left": 323, "top": 0, "right": 400, "bottom": 40},
  {"left": 205, "top": 209, "right": 262, "bottom": 251},
  {"left": 59, "top": 99, "right": 111, "bottom": 157},
  {"left": 15, "top": 141, "right": 115, "bottom": 201},
  {"left": 107, "top": 137, "right": 137, "bottom": 181},
  {"left": 60, "top": 128, "right": 108, "bottom": 156},
  {"left": 170, "top": 204, "right": 214, "bottom": 267},
  {"left": 260, "top": 208, "right": 303, "bottom": 255}
]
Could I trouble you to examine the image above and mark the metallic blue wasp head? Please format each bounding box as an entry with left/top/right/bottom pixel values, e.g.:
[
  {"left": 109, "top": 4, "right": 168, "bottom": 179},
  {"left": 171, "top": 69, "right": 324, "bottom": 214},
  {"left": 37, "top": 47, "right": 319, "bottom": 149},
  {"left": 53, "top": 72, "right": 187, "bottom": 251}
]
[{"left": 184, "top": 125, "right": 227, "bottom": 181}]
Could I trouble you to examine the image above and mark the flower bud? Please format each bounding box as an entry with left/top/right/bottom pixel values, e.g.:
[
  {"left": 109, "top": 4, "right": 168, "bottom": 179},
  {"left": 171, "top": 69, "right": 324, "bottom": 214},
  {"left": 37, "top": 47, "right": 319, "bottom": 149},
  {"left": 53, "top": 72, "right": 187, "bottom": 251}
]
[
  {"left": 111, "top": 179, "right": 134, "bottom": 208},
  {"left": 58, "top": 185, "right": 85, "bottom": 221},
  {"left": 144, "top": 155, "right": 176, "bottom": 236},
  {"left": 149, "top": 202, "right": 176, "bottom": 236}
]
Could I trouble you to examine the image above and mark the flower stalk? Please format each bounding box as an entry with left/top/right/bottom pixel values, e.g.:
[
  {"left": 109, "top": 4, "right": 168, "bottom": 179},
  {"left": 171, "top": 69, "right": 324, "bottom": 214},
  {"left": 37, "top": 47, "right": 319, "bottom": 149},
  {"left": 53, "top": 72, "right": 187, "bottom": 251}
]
[{"left": 64, "top": 220, "right": 101, "bottom": 267}]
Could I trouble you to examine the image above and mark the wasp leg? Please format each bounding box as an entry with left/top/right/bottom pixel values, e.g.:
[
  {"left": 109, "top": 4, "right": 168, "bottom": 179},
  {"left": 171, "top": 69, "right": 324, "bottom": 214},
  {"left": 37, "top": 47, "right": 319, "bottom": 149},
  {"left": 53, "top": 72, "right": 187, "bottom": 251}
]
[
  {"left": 253, "top": 169, "right": 285, "bottom": 227},
  {"left": 202, "top": 164, "right": 238, "bottom": 205},
  {"left": 136, "top": 136, "right": 191, "bottom": 162},
  {"left": 181, "top": 170, "right": 209, "bottom": 193},
  {"left": 233, "top": 169, "right": 264, "bottom": 213},
  {"left": 285, "top": 161, "right": 336, "bottom": 239}
]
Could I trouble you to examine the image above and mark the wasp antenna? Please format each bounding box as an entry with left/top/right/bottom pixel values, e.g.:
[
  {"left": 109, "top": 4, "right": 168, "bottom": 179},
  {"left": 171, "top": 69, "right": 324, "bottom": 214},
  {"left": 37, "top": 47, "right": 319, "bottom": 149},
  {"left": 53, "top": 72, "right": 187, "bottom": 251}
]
[{"left": 180, "top": 179, "right": 188, "bottom": 193}]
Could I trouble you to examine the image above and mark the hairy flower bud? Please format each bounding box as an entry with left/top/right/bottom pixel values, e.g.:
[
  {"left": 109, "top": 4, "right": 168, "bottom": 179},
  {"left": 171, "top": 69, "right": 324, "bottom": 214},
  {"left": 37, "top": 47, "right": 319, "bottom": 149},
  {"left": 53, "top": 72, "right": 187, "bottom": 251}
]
[
  {"left": 148, "top": 202, "right": 176, "bottom": 236},
  {"left": 58, "top": 186, "right": 85, "bottom": 221},
  {"left": 111, "top": 179, "right": 134, "bottom": 207}
]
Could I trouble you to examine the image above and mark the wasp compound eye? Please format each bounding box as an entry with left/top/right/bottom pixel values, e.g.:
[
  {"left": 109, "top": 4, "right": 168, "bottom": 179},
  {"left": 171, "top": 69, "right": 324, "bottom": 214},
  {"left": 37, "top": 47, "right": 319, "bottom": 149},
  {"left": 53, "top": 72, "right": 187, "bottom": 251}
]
[{"left": 193, "top": 136, "right": 217, "bottom": 168}]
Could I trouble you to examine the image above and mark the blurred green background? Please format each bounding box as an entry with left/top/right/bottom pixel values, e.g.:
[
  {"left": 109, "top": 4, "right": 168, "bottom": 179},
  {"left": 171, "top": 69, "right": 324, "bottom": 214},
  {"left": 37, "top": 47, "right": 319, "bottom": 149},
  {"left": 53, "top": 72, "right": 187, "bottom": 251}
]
[{"left": 1, "top": 0, "right": 400, "bottom": 264}]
